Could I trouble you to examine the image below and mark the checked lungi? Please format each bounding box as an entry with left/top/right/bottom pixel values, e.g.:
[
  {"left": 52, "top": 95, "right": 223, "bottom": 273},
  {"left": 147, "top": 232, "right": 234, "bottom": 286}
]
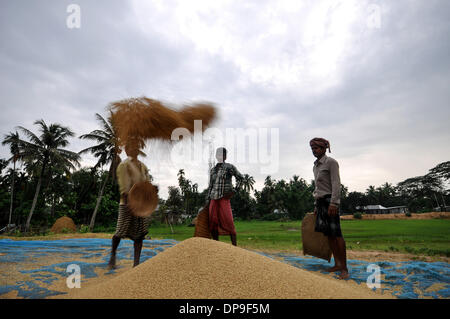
[
  {"left": 114, "top": 204, "right": 149, "bottom": 241},
  {"left": 315, "top": 195, "right": 343, "bottom": 237}
]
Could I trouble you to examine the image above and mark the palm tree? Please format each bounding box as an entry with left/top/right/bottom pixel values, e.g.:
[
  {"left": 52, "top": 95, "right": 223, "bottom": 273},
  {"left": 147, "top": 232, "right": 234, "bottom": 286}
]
[
  {"left": 177, "top": 169, "right": 191, "bottom": 214},
  {"left": 239, "top": 174, "right": 255, "bottom": 194},
  {"left": 177, "top": 169, "right": 186, "bottom": 191},
  {"left": 366, "top": 185, "right": 377, "bottom": 205},
  {"left": 2, "top": 131, "right": 21, "bottom": 226},
  {"left": 16, "top": 120, "right": 80, "bottom": 232},
  {"left": 79, "top": 113, "right": 122, "bottom": 231}
]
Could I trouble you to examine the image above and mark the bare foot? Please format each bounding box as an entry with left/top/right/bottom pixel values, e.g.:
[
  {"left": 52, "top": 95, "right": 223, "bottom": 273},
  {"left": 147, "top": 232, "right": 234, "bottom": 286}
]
[
  {"left": 326, "top": 265, "right": 341, "bottom": 272},
  {"left": 338, "top": 270, "right": 349, "bottom": 280},
  {"left": 108, "top": 254, "right": 116, "bottom": 270},
  {"left": 107, "top": 262, "right": 116, "bottom": 270}
]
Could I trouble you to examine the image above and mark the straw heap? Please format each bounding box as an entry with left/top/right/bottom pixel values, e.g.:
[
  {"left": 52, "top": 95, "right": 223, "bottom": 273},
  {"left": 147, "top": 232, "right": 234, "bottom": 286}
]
[{"left": 50, "top": 217, "right": 77, "bottom": 234}]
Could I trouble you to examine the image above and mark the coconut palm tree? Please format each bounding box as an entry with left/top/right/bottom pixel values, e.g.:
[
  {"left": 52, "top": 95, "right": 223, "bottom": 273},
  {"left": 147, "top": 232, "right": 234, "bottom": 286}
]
[
  {"left": 366, "top": 185, "right": 377, "bottom": 205},
  {"left": 177, "top": 169, "right": 192, "bottom": 214},
  {"left": 2, "top": 131, "right": 21, "bottom": 226},
  {"left": 240, "top": 174, "right": 255, "bottom": 194},
  {"left": 79, "top": 113, "right": 123, "bottom": 231},
  {"left": 16, "top": 120, "right": 80, "bottom": 232},
  {"left": 177, "top": 169, "right": 191, "bottom": 195}
]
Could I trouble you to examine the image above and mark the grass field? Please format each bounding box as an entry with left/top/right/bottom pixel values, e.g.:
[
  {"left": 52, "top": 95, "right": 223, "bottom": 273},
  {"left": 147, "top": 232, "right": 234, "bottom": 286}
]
[{"left": 146, "top": 219, "right": 450, "bottom": 257}]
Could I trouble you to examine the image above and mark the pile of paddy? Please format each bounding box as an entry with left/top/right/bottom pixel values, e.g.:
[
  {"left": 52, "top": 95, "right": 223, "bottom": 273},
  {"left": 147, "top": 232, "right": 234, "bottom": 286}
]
[{"left": 62, "top": 237, "right": 388, "bottom": 299}]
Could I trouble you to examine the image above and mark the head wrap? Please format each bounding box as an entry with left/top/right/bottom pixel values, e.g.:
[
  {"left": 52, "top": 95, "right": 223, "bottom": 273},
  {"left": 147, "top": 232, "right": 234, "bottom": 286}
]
[{"left": 309, "top": 137, "right": 331, "bottom": 153}]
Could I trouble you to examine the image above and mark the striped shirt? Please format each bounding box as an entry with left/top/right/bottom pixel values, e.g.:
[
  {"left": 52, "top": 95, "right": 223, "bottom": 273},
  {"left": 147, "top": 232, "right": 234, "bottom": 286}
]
[{"left": 207, "top": 162, "right": 243, "bottom": 200}]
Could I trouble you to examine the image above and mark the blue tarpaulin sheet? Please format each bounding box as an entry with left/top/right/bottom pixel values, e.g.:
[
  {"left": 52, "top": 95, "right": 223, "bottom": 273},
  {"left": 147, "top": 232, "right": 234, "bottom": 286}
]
[{"left": 0, "top": 238, "right": 448, "bottom": 299}]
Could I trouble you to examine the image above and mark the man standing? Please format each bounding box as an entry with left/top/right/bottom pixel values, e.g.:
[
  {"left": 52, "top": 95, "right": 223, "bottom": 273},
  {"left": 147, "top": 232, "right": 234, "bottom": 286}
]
[
  {"left": 207, "top": 147, "right": 243, "bottom": 246},
  {"left": 310, "top": 138, "right": 349, "bottom": 279}
]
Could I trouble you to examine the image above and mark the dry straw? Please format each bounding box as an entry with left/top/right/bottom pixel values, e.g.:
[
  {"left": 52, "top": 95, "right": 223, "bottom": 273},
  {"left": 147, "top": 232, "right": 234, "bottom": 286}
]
[
  {"left": 109, "top": 97, "right": 217, "bottom": 217},
  {"left": 50, "top": 217, "right": 77, "bottom": 234},
  {"left": 109, "top": 97, "right": 217, "bottom": 148}
]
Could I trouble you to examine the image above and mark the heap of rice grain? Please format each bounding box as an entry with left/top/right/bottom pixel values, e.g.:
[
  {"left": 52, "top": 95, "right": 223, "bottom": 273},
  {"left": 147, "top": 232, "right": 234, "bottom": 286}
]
[{"left": 64, "top": 237, "right": 388, "bottom": 299}]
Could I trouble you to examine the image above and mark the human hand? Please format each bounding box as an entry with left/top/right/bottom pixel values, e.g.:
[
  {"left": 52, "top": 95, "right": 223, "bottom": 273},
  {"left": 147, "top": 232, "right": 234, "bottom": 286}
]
[
  {"left": 328, "top": 204, "right": 338, "bottom": 217},
  {"left": 120, "top": 192, "right": 128, "bottom": 204},
  {"left": 223, "top": 192, "right": 234, "bottom": 200}
]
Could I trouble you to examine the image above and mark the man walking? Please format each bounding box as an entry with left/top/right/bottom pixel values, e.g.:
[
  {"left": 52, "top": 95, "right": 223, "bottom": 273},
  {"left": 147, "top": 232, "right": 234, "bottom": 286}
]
[{"left": 310, "top": 138, "right": 349, "bottom": 279}]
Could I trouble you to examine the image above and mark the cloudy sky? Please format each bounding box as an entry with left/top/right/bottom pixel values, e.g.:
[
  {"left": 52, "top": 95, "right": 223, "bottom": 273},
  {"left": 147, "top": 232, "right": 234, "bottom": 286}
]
[{"left": 1, "top": 0, "right": 449, "bottom": 199}]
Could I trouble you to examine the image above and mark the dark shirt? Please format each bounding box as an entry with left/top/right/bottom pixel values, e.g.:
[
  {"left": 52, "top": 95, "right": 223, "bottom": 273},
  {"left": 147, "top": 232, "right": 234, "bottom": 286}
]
[{"left": 207, "top": 162, "right": 243, "bottom": 200}]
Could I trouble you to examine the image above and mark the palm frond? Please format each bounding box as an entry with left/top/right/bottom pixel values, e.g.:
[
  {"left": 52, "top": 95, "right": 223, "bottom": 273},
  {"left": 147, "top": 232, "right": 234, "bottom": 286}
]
[
  {"left": 95, "top": 113, "right": 113, "bottom": 135},
  {"left": 16, "top": 126, "right": 44, "bottom": 147},
  {"left": 78, "top": 113, "right": 121, "bottom": 171},
  {"left": 79, "top": 132, "right": 108, "bottom": 142}
]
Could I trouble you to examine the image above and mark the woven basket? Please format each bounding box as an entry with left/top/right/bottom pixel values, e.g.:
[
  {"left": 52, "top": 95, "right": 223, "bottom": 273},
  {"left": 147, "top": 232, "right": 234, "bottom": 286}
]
[
  {"left": 301, "top": 213, "right": 332, "bottom": 262},
  {"left": 128, "top": 181, "right": 159, "bottom": 217},
  {"left": 194, "top": 205, "right": 211, "bottom": 238}
]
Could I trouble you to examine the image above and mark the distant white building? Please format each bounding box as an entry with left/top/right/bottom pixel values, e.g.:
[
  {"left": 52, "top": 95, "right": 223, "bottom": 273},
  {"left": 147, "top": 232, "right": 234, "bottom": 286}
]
[{"left": 356, "top": 205, "right": 409, "bottom": 214}]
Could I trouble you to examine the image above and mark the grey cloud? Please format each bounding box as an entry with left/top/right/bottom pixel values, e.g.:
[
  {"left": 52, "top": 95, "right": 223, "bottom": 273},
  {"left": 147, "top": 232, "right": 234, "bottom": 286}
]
[{"left": 1, "top": 0, "right": 449, "bottom": 197}]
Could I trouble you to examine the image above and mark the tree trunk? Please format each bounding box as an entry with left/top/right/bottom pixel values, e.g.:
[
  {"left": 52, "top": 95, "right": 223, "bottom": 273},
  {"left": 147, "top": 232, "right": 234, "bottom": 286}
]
[
  {"left": 51, "top": 193, "right": 56, "bottom": 219},
  {"left": 25, "top": 160, "right": 47, "bottom": 232},
  {"left": 8, "top": 160, "right": 16, "bottom": 226},
  {"left": 26, "top": 179, "right": 42, "bottom": 231},
  {"left": 433, "top": 193, "right": 440, "bottom": 208},
  {"left": 89, "top": 173, "right": 109, "bottom": 232}
]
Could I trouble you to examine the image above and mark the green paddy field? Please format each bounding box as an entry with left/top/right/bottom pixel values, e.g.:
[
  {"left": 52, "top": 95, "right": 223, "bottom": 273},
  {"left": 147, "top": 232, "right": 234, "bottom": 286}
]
[{"left": 146, "top": 219, "right": 450, "bottom": 257}]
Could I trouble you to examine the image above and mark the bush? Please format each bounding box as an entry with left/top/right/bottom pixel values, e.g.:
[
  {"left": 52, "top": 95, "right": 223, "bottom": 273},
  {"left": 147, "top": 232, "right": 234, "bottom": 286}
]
[
  {"left": 60, "top": 227, "right": 72, "bottom": 234},
  {"left": 353, "top": 212, "right": 363, "bottom": 219},
  {"left": 405, "top": 212, "right": 412, "bottom": 217},
  {"left": 92, "top": 225, "right": 116, "bottom": 233},
  {"left": 11, "top": 229, "right": 22, "bottom": 237},
  {"left": 79, "top": 225, "right": 90, "bottom": 233}
]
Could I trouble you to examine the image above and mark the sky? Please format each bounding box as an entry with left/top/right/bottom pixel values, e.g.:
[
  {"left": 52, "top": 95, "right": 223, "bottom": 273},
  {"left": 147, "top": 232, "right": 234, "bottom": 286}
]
[{"left": 1, "top": 0, "right": 449, "bottom": 199}]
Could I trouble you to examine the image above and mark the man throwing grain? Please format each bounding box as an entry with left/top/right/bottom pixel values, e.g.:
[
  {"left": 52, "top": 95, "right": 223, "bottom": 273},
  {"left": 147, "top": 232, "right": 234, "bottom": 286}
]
[
  {"left": 108, "top": 140, "right": 151, "bottom": 269},
  {"left": 310, "top": 138, "right": 349, "bottom": 279},
  {"left": 206, "top": 147, "right": 243, "bottom": 246}
]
